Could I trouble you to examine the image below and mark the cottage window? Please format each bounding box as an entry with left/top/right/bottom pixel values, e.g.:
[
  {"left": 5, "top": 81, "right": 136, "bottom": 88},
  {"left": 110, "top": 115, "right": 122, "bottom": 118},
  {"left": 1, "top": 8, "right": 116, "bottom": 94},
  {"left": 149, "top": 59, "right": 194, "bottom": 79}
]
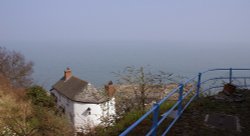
[
  {"left": 82, "top": 107, "right": 91, "bottom": 116},
  {"left": 87, "top": 107, "right": 91, "bottom": 115}
]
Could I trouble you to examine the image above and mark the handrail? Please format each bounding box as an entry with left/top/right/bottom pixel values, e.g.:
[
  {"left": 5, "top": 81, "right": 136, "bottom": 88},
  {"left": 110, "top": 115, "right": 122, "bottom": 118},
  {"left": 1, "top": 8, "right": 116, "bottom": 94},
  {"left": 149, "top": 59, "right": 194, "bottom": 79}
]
[{"left": 119, "top": 68, "right": 250, "bottom": 136}]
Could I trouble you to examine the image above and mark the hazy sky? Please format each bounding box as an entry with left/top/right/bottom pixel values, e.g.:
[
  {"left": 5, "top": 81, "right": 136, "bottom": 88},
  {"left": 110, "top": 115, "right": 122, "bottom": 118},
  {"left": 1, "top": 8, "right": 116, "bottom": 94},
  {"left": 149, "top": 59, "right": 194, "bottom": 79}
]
[{"left": 1, "top": 0, "right": 250, "bottom": 44}]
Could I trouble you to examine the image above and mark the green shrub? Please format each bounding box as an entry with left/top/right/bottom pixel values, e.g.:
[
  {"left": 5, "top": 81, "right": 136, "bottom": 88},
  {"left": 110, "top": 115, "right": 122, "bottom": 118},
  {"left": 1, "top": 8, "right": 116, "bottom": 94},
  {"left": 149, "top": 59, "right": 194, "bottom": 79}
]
[{"left": 26, "top": 85, "right": 55, "bottom": 108}]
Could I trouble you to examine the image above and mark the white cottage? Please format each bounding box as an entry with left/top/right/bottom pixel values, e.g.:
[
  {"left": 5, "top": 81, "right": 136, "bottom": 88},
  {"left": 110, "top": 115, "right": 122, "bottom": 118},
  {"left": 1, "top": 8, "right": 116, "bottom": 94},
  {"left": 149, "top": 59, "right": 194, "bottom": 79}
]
[{"left": 50, "top": 68, "right": 115, "bottom": 132}]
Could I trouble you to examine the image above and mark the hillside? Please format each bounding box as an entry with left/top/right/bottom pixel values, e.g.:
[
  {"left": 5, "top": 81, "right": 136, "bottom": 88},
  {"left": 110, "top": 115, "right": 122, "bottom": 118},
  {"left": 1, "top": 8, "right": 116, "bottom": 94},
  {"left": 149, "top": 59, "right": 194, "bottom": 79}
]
[
  {"left": 169, "top": 88, "right": 250, "bottom": 136},
  {"left": 0, "top": 76, "right": 74, "bottom": 136}
]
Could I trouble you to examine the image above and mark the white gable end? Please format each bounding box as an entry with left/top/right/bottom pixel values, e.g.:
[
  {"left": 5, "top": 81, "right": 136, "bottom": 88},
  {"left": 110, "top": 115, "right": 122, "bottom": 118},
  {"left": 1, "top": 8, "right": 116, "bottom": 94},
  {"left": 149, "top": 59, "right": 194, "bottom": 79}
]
[{"left": 51, "top": 89, "right": 115, "bottom": 132}]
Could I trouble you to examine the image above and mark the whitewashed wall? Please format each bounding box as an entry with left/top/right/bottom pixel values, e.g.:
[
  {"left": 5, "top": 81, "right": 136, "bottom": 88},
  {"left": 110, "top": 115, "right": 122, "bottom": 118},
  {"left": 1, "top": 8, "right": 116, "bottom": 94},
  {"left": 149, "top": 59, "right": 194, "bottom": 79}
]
[
  {"left": 73, "top": 98, "right": 116, "bottom": 131},
  {"left": 51, "top": 89, "right": 116, "bottom": 132},
  {"left": 74, "top": 102, "right": 103, "bottom": 129}
]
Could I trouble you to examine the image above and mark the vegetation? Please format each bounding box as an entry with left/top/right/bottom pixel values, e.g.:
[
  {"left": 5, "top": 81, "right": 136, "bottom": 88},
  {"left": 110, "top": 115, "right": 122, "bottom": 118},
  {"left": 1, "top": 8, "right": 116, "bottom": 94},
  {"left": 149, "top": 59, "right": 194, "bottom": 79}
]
[
  {"left": 114, "top": 66, "right": 174, "bottom": 111},
  {"left": 0, "top": 77, "right": 74, "bottom": 136},
  {"left": 26, "top": 85, "right": 55, "bottom": 108},
  {"left": 0, "top": 47, "right": 33, "bottom": 88},
  {"left": 0, "top": 47, "right": 73, "bottom": 136}
]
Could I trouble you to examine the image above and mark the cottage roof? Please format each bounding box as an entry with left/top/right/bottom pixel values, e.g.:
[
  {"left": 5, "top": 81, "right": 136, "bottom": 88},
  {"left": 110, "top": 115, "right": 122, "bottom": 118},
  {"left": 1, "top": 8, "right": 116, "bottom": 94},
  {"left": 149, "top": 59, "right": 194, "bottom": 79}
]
[{"left": 52, "top": 76, "right": 108, "bottom": 104}]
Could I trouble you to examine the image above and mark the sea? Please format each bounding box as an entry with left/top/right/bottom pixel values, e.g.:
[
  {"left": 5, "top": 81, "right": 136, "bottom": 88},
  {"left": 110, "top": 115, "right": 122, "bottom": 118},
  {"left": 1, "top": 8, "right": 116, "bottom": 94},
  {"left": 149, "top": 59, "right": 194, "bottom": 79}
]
[{"left": 4, "top": 41, "right": 250, "bottom": 90}]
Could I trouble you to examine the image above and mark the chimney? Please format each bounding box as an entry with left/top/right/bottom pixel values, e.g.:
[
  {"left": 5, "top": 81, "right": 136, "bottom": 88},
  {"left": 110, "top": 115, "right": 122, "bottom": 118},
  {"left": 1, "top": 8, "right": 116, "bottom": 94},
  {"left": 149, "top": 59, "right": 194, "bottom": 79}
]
[
  {"left": 104, "top": 81, "right": 116, "bottom": 97},
  {"left": 64, "top": 67, "right": 72, "bottom": 80}
]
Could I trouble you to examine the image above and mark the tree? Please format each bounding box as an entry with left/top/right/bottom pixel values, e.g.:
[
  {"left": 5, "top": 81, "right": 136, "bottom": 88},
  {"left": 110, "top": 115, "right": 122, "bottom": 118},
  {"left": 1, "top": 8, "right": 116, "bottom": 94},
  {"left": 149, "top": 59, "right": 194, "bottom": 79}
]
[
  {"left": 114, "top": 66, "right": 175, "bottom": 111},
  {"left": 26, "top": 85, "right": 55, "bottom": 108},
  {"left": 0, "top": 79, "right": 73, "bottom": 136},
  {"left": 0, "top": 95, "right": 73, "bottom": 136},
  {"left": 0, "top": 47, "right": 33, "bottom": 88}
]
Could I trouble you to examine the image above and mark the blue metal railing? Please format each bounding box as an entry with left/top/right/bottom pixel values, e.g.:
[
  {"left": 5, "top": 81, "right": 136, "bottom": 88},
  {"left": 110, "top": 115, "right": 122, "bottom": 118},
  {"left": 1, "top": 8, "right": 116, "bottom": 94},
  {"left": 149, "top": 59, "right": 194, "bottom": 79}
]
[{"left": 120, "top": 68, "right": 250, "bottom": 136}]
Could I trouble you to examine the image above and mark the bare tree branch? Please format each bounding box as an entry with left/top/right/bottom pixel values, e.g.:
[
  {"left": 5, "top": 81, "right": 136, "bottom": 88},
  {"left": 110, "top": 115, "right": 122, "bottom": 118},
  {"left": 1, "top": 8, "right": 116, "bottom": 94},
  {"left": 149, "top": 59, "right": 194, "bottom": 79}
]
[
  {"left": 0, "top": 47, "right": 33, "bottom": 88},
  {"left": 114, "top": 66, "right": 176, "bottom": 111}
]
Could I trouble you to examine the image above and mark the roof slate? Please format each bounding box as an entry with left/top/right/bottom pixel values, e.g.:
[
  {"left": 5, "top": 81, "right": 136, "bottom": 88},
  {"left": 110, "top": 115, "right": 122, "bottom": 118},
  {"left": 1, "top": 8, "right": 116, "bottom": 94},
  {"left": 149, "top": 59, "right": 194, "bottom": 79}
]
[{"left": 52, "top": 76, "right": 108, "bottom": 103}]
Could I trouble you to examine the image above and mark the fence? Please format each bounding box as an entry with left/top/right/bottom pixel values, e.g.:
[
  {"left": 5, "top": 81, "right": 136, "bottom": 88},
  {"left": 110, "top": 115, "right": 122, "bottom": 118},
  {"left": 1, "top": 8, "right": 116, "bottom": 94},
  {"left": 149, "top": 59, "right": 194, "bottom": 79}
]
[{"left": 119, "top": 68, "right": 250, "bottom": 136}]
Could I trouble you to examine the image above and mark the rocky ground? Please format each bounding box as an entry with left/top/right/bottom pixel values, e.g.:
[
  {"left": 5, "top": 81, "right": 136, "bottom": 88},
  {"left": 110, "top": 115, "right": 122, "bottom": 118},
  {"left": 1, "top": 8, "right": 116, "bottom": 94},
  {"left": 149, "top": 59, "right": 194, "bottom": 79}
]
[{"left": 169, "top": 88, "right": 250, "bottom": 136}]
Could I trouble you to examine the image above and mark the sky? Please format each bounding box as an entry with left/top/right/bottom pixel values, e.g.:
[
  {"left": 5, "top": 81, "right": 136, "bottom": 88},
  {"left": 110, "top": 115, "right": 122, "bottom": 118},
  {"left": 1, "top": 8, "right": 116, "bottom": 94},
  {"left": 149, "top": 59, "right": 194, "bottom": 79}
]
[
  {"left": 1, "top": 0, "right": 250, "bottom": 44},
  {"left": 1, "top": 0, "right": 250, "bottom": 89}
]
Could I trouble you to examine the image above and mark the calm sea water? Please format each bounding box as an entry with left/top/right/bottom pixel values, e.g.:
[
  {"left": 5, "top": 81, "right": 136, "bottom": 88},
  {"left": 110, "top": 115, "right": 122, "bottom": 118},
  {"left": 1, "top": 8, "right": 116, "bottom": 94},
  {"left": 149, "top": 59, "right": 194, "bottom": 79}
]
[{"left": 4, "top": 41, "right": 250, "bottom": 90}]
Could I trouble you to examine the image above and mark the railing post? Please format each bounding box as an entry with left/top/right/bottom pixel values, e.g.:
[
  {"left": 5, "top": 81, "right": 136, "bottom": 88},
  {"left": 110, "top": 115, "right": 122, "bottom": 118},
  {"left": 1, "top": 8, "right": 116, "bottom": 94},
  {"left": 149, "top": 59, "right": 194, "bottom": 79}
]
[
  {"left": 152, "top": 103, "right": 159, "bottom": 136},
  {"left": 229, "top": 68, "right": 232, "bottom": 84},
  {"left": 178, "top": 84, "right": 184, "bottom": 115},
  {"left": 196, "top": 73, "right": 202, "bottom": 98}
]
